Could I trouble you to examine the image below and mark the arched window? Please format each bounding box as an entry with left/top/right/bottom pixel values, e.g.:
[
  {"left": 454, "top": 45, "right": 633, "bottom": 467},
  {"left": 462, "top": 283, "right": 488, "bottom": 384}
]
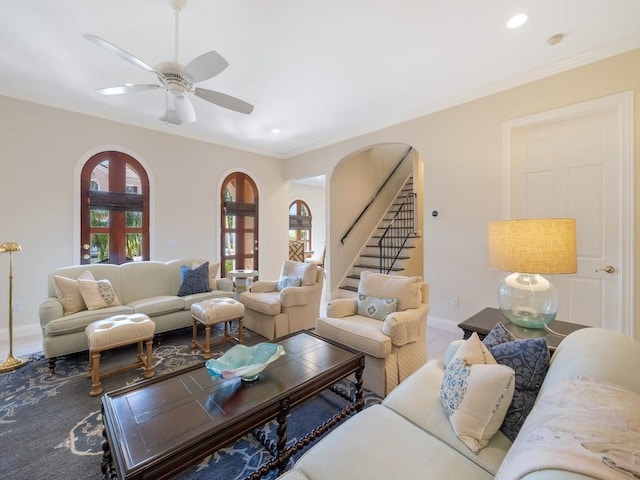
[
  {"left": 80, "top": 151, "right": 150, "bottom": 264},
  {"left": 220, "top": 172, "right": 259, "bottom": 277},
  {"left": 289, "top": 200, "right": 312, "bottom": 253}
]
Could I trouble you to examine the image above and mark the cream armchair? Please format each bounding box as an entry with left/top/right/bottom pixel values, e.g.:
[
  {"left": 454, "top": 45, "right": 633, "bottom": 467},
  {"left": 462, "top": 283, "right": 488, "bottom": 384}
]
[
  {"left": 239, "top": 261, "right": 324, "bottom": 340},
  {"left": 316, "top": 271, "right": 429, "bottom": 397}
]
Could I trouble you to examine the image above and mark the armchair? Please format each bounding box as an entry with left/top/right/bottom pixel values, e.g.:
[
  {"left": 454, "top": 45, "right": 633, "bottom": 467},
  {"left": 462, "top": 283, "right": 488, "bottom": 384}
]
[
  {"left": 239, "top": 261, "right": 324, "bottom": 340},
  {"left": 316, "top": 271, "right": 429, "bottom": 397}
]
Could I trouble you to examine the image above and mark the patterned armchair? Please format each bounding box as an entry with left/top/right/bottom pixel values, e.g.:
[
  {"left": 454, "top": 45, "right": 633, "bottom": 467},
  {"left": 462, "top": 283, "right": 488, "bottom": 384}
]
[{"left": 316, "top": 271, "right": 429, "bottom": 397}]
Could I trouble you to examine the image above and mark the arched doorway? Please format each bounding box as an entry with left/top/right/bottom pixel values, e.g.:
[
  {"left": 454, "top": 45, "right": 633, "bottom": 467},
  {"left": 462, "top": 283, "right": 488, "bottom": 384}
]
[{"left": 220, "top": 172, "right": 259, "bottom": 277}]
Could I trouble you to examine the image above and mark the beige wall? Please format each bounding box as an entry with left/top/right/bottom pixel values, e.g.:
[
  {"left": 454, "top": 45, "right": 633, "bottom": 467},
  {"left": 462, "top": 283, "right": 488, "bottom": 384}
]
[
  {"left": 1, "top": 47, "right": 639, "bottom": 346},
  {"left": 0, "top": 96, "right": 288, "bottom": 340},
  {"left": 285, "top": 48, "right": 640, "bottom": 338}
]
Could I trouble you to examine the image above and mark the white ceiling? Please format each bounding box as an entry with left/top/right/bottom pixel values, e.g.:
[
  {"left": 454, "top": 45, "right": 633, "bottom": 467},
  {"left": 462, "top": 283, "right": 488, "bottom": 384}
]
[{"left": 2, "top": 1, "right": 640, "bottom": 158}]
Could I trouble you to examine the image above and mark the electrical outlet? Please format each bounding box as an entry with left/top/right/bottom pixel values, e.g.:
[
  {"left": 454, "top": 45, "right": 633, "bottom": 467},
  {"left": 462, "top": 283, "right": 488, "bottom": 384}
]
[
  {"left": 13, "top": 300, "right": 22, "bottom": 312},
  {"left": 450, "top": 296, "right": 459, "bottom": 309}
]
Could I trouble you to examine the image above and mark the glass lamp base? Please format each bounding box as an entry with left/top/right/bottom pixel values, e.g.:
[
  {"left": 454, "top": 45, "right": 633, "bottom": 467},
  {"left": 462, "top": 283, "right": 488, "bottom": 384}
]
[{"left": 497, "top": 273, "right": 558, "bottom": 330}]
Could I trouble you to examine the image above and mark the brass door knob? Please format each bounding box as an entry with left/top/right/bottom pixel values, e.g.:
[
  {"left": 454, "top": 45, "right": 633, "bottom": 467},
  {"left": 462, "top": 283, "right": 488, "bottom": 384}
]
[{"left": 595, "top": 266, "right": 615, "bottom": 274}]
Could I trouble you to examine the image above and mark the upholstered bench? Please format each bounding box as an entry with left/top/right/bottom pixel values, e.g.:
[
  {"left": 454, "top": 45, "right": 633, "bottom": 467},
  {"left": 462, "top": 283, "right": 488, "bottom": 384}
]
[
  {"left": 85, "top": 313, "right": 155, "bottom": 397},
  {"left": 191, "top": 298, "right": 245, "bottom": 359}
]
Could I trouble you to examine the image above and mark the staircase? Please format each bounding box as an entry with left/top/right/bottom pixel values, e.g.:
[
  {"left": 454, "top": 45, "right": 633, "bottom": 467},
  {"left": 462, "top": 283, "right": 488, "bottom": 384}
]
[{"left": 340, "top": 175, "right": 420, "bottom": 293}]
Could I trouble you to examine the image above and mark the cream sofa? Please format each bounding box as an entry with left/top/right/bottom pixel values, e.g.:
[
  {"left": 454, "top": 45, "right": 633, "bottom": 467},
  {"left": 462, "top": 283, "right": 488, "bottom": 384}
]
[
  {"left": 39, "top": 258, "right": 233, "bottom": 372},
  {"left": 239, "top": 261, "right": 324, "bottom": 340},
  {"left": 277, "top": 327, "right": 640, "bottom": 480}
]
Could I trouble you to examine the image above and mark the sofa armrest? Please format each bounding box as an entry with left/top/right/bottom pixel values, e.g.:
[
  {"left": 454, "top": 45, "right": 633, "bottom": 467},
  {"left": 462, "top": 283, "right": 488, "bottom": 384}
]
[
  {"left": 249, "top": 280, "right": 278, "bottom": 293},
  {"left": 215, "top": 277, "right": 234, "bottom": 292},
  {"left": 39, "top": 297, "right": 63, "bottom": 326},
  {"left": 382, "top": 303, "right": 429, "bottom": 346},
  {"left": 326, "top": 298, "right": 358, "bottom": 318},
  {"left": 279, "top": 282, "right": 322, "bottom": 308}
]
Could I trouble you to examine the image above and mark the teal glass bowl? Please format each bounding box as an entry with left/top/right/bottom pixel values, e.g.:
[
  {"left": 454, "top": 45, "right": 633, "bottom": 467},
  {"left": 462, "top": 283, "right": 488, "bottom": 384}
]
[{"left": 205, "top": 343, "right": 285, "bottom": 382}]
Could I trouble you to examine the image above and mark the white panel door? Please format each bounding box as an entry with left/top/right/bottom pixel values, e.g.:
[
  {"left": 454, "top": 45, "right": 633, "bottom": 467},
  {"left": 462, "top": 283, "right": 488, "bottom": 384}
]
[{"left": 506, "top": 93, "right": 633, "bottom": 334}]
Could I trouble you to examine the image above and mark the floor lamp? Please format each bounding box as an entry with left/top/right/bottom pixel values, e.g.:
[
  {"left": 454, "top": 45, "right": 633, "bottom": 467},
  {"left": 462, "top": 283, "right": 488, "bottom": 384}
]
[{"left": 0, "top": 242, "right": 27, "bottom": 373}]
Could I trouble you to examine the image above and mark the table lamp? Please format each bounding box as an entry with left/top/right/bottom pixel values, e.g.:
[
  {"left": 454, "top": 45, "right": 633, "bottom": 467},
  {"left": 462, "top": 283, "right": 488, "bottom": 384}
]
[
  {"left": 0, "top": 242, "right": 27, "bottom": 373},
  {"left": 487, "top": 219, "right": 577, "bottom": 329}
]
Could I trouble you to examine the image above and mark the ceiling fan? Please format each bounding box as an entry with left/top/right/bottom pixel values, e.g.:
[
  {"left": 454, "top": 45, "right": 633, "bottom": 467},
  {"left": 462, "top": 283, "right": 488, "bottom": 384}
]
[{"left": 83, "top": 0, "right": 253, "bottom": 125}]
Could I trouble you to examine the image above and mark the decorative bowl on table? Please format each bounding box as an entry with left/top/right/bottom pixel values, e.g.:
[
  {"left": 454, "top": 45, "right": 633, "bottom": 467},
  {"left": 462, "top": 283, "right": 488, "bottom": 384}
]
[{"left": 205, "top": 342, "right": 285, "bottom": 382}]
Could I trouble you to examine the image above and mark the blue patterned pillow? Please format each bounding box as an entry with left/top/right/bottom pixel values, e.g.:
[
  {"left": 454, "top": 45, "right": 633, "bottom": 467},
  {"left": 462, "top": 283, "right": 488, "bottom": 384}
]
[
  {"left": 482, "top": 321, "right": 515, "bottom": 347},
  {"left": 357, "top": 294, "right": 398, "bottom": 321},
  {"left": 277, "top": 275, "right": 301, "bottom": 292},
  {"left": 178, "top": 261, "right": 212, "bottom": 296},
  {"left": 484, "top": 324, "right": 550, "bottom": 441}
]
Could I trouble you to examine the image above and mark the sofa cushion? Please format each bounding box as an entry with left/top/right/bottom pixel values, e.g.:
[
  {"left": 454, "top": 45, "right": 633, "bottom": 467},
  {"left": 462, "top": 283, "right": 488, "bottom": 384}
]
[
  {"left": 178, "top": 262, "right": 212, "bottom": 296},
  {"left": 316, "top": 315, "right": 392, "bottom": 359},
  {"left": 53, "top": 270, "right": 94, "bottom": 315},
  {"left": 357, "top": 294, "right": 398, "bottom": 321},
  {"left": 483, "top": 322, "right": 550, "bottom": 442},
  {"left": 383, "top": 360, "right": 512, "bottom": 475},
  {"left": 440, "top": 333, "right": 515, "bottom": 454},
  {"left": 292, "top": 404, "right": 494, "bottom": 480},
  {"left": 127, "top": 296, "right": 185, "bottom": 317},
  {"left": 281, "top": 260, "right": 316, "bottom": 286},
  {"left": 240, "top": 292, "right": 282, "bottom": 315},
  {"left": 77, "top": 277, "right": 122, "bottom": 310},
  {"left": 358, "top": 270, "right": 421, "bottom": 311},
  {"left": 45, "top": 305, "right": 134, "bottom": 336}
]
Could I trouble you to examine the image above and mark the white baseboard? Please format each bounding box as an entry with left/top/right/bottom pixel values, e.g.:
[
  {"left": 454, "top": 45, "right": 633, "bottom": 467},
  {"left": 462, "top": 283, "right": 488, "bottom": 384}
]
[{"left": 0, "top": 323, "right": 41, "bottom": 343}]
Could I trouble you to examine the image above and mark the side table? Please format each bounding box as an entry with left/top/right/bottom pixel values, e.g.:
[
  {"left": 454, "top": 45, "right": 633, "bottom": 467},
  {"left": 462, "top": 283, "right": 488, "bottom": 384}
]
[
  {"left": 228, "top": 269, "right": 258, "bottom": 299},
  {"left": 458, "top": 307, "right": 588, "bottom": 353}
]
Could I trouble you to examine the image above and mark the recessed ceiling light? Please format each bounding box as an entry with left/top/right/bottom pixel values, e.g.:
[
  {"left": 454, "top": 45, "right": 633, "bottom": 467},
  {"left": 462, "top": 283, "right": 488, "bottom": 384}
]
[
  {"left": 507, "top": 13, "right": 528, "bottom": 29},
  {"left": 271, "top": 128, "right": 281, "bottom": 134}
]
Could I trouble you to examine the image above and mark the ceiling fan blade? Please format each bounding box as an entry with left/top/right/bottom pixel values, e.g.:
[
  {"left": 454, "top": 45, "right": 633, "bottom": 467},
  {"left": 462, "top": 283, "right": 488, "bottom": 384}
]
[
  {"left": 83, "top": 34, "right": 163, "bottom": 78},
  {"left": 174, "top": 92, "right": 196, "bottom": 123},
  {"left": 194, "top": 88, "right": 254, "bottom": 114},
  {"left": 96, "top": 84, "right": 161, "bottom": 95},
  {"left": 184, "top": 51, "right": 229, "bottom": 82}
]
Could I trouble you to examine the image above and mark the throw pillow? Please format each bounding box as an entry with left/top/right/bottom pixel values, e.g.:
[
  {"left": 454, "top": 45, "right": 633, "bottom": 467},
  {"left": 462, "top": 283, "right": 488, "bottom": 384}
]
[
  {"left": 277, "top": 275, "right": 302, "bottom": 292},
  {"left": 280, "top": 260, "right": 316, "bottom": 286},
  {"left": 178, "top": 261, "right": 212, "bottom": 296},
  {"left": 53, "top": 270, "right": 95, "bottom": 315},
  {"left": 77, "top": 277, "right": 121, "bottom": 310},
  {"left": 482, "top": 323, "right": 550, "bottom": 442},
  {"left": 440, "top": 333, "right": 515, "bottom": 454},
  {"left": 481, "top": 321, "right": 515, "bottom": 347},
  {"left": 191, "top": 261, "right": 220, "bottom": 291},
  {"left": 358, "top": 270, "right": 422, "bottom": 311},
  {"left": 357, "top": 294, "right": 398, "bottom": 321}
]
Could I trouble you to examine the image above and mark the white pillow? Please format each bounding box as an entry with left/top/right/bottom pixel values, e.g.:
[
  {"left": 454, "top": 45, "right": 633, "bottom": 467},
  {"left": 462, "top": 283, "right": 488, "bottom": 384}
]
[
  {"left": 53, "top": 270, "right": 94, "bottom": 315},
  {"left": 440, "top": 333, "right": 515, "bottom": 454},
  {"left": 77, "top": 277, "right": 121, "bottom": 310},
  {"left": 358, "top": 270, "right": 422, "bottom": 311},
  {"left": 280, "top": 260, "right": 316, "bottom": 286}
]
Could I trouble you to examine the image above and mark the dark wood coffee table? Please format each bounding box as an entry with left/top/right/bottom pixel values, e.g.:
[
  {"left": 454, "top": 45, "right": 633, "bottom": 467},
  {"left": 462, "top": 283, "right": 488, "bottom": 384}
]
[
  {"left": 458, "top": 307, "right": 589, "bottom": 353},
  {"left": 100, "top": 331, "right": 365, "bottom": 480}
]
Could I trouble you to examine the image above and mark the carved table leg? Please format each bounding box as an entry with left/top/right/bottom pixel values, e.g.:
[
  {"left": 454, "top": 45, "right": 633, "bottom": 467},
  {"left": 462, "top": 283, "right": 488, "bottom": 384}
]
[
  {"left": 353, "top": 357, "right": 365, "bottom": 412},
  {"left": 276, "top": 397, "right": 291, "bottom": 474},
  {"left": 101, "top": 406, "right": 117, "bottom": 480}
]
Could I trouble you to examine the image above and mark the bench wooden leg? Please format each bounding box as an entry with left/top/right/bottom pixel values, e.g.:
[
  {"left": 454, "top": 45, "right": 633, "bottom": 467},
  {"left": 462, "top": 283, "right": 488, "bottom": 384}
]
[
  {"left": 90, "top": 351, "right": 104, "bottom": 397},
  {"left": 143, "top": 339, "right": 154, "bottom": 379}
]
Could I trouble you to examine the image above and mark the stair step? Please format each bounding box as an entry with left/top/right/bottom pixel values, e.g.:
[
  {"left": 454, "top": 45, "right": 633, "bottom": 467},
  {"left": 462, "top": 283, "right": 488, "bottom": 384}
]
[
  {"left": 360, "top": 254, "right": 410, "bottom": 260},
  {"left": 340, "top": 285, "right": 358, "bottom": 293},
  {"left": 353, "top": 264, "right": 404, "bottom": 272}
]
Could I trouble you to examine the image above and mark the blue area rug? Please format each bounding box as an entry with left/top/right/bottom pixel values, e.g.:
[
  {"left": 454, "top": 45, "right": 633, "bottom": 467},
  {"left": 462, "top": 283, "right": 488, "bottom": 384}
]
[{"left": 0, "top": 327, "right": 380, "bottom": 479}]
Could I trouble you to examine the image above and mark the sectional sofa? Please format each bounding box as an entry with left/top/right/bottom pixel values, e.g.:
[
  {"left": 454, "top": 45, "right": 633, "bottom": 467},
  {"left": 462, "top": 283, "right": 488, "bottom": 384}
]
[
  {"left": 276, "top": 327, "right": 640, "bottom": 480},
  {"left": 39, "top": 258, "right": 234, "bottom": 372}
]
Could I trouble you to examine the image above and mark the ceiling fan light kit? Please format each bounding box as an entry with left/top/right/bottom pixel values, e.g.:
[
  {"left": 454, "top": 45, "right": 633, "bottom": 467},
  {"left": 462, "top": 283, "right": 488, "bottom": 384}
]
[{"left": 84, "top": 0, "right": 253, "bottom": 125}]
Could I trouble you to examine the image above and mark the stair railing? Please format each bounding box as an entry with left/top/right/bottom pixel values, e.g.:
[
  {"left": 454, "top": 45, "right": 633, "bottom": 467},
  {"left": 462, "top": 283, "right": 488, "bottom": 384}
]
[
  {"left": 378, "top": 191, "right": 416, "bottom": 274},
  {"left": 340, "top": 147, "right": 413, "bottom": 245}
]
